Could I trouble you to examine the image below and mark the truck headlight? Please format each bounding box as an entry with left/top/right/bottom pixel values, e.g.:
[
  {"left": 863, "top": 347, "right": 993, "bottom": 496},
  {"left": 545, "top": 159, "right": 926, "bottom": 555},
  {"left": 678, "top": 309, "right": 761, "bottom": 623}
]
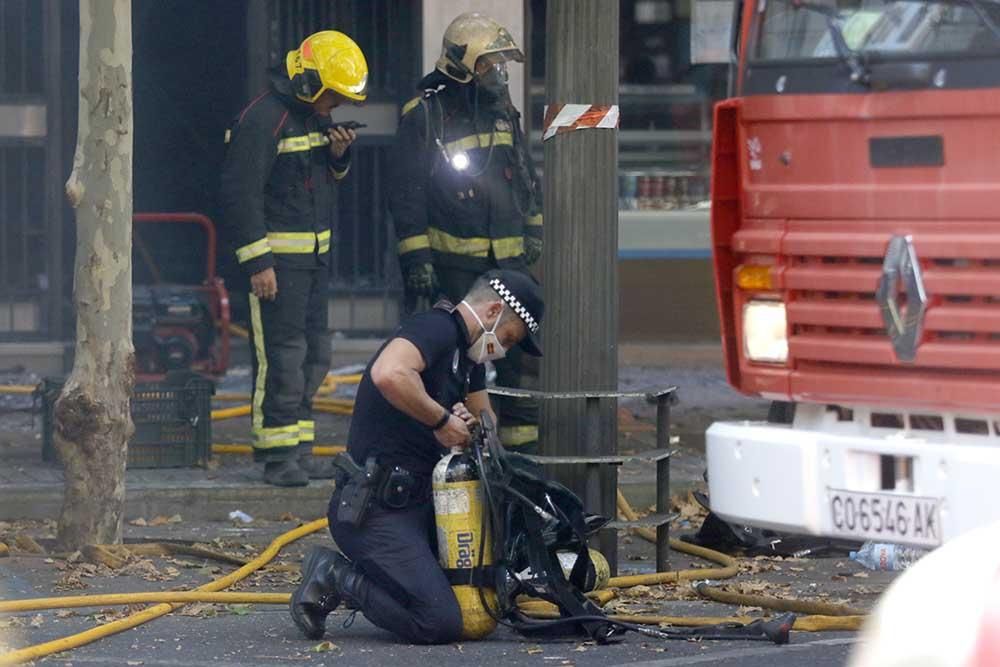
[{"left": 743, "top": 301, "right": 788, "bottom": 363}]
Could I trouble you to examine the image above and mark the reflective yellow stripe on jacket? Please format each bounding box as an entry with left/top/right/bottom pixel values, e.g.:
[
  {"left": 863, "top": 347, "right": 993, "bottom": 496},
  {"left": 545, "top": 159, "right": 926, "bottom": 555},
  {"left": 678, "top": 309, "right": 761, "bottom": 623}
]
[
  {"left": 444, "top": 132, "right": 513, "bottom": 155},
  {"left": 500, "top": 425, "right": 539, "bottom": 447},
  {"left": 397, "top": 234, "right": 431, "bottom": 256},
  {"left": 428, "top": 228, "right": 490, "bottom": 258},
  {"left": 236, "top": 238, "right": 271, "bottom": 264},
  {"left": 267, "top": 232, "right": 315, "bottom": 253},
  {"left": 426, "top": 228, "right": 524, "bottom": 260},
  {"left": 276, "top": 132, "right": 330, "bottom": 155},
  {"left": 265, "top": 231, "right": 331, "bottom": 255},
  {"left": 491, "top": 237, "right": 524, "bottom": 260}
]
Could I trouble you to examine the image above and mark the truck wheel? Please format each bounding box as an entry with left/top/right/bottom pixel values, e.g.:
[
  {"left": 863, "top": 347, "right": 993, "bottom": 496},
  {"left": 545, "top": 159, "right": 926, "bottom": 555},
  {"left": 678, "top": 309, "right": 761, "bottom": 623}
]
[{"left": 767, "top": 401, "right": 795, "bottom": 424}]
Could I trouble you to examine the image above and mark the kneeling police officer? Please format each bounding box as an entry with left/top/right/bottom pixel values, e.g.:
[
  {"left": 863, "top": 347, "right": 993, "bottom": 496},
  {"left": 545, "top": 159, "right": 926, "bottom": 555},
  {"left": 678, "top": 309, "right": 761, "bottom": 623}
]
[{"left": 290, "top": 269, "right": 544, "bottom": 644}]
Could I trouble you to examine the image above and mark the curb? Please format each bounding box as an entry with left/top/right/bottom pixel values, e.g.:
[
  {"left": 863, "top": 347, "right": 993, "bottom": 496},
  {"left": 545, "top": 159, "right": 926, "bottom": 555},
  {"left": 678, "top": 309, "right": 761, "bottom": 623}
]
[{"left": 0, "top": 482, "right": 335, "bottom": 523}]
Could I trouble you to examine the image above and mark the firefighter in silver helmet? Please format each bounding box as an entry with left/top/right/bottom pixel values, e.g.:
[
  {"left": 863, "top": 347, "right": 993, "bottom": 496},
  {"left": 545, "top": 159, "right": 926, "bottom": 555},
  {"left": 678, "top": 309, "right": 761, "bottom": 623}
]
[{"left": 389, "top": 12, "right": 543, "bottom": 455}]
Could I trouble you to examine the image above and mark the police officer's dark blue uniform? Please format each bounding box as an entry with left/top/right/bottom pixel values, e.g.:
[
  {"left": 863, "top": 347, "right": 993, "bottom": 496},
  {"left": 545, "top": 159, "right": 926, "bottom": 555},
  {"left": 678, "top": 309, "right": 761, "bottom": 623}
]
[{"left": 290, "top": 270, "right": 544, "bottom": 644}]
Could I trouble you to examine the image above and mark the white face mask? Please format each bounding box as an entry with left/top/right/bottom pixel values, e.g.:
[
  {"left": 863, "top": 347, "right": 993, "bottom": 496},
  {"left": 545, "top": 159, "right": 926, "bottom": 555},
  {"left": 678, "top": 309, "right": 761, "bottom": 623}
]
[{"left": 462, "top": 300, "right": 507, "bottom": 363}]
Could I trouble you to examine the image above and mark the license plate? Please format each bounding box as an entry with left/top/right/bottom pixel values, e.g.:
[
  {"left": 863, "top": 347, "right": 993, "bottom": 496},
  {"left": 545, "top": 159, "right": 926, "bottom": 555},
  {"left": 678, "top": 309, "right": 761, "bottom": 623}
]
[{"left": 827, "top": 489, "right": 942, "bottom": 547}]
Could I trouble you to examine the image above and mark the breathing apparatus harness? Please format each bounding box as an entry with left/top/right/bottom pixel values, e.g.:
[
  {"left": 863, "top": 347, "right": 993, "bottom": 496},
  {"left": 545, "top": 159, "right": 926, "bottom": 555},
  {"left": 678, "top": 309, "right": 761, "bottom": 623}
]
[
  {"left": 461, "top": 413, "right": 794, "bottom": 645},
  {"left": 415, "top": 77, "right": 538, "bottom": 219}
]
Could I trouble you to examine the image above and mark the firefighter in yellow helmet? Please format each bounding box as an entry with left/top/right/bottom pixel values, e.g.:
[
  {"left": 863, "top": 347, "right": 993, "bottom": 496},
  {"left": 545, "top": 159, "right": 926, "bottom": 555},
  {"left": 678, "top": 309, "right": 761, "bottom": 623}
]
[
  {"left": 219, "top": 31, "right": 367, "bottom": 487},
  {"left": 388, "top": 13, "right": 543, "bottom": 454}
]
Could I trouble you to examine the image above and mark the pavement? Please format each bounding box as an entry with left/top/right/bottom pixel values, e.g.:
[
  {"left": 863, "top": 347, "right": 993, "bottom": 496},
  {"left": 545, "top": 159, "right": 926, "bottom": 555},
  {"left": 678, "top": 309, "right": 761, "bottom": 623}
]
[
  {"left": 0, "top": 343, "right": 895, "bottom": 666},
  {"left": 0, "top": 517, "right": 895, "bottom": 666}
]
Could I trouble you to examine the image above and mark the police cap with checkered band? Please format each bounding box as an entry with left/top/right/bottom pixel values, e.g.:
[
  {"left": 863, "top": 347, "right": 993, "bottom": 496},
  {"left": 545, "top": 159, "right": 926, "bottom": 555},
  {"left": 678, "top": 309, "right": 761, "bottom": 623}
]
[{"left": 485, "top": 269, "right": 544, "bottom": 357}]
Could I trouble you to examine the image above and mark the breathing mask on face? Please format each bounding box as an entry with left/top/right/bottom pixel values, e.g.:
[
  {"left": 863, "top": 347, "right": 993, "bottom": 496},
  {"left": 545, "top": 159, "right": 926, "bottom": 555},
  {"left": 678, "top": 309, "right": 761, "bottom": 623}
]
[
  {"left": 475, "top": 59, "right": 510, "bottom": 101},
  {"left": 462, "top": 300, "right": 507, "bottom": 363}
]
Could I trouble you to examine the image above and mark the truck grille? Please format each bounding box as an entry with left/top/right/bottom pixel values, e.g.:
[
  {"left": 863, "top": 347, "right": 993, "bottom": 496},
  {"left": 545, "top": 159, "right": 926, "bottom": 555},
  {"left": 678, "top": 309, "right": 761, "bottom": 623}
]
[{"left": 736, "top": 223, "right": 1000, "bottom": 410}]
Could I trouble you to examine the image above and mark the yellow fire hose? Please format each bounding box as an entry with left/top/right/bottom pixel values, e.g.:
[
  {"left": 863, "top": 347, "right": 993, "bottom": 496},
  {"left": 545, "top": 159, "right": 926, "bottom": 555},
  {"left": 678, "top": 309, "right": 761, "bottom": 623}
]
[
  {"left": 0, "top": 385, "right": 34, "bottom": 395},
  {"left": 228, "top": 323, "right": 249, "bottom": 339},
  {"left": 1, "top": 493, "right": 867, "bottom": 663},
  {"left": 0, "top": 518, "right": 328, "bottom": 666},
  {"left": 612, "top": 490, "right": 865, "bottom": 630},
  {"left": 211, "top": 444, "right": 345, "bottom": 457},
  {"left": 210, "top": 405, "right": 252, "bottom": 420},
  {"left": 0, "top": 592, "right": 290, "bottom": 614},
  {"left": 211, "top": 399, "right": 353, "bottom": 421},
  {"left": 695, "top": 581, "right": 866, "bottom": 617}
]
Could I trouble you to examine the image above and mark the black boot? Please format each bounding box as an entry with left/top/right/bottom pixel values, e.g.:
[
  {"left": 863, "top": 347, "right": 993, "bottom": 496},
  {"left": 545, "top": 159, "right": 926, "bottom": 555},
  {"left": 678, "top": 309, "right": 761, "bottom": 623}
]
[
  {"left": 297, "top": 454, "right": 338, "bottom": 480},
  {"left": 290, "top": 547, "right": 355, "bottom": 639},
  {"left": 263, "top": 460, "right": 309, "bottom": 487}
]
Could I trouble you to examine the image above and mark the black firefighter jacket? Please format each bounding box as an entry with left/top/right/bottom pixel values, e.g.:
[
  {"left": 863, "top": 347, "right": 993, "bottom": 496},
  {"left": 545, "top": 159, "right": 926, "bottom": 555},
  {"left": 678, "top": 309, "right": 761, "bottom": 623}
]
[
  {"left": 388, "top": 73, "right": 542, "bottom": 274},
  {"left": 219, "top": 74, "right": 350, "bottom": 278}
]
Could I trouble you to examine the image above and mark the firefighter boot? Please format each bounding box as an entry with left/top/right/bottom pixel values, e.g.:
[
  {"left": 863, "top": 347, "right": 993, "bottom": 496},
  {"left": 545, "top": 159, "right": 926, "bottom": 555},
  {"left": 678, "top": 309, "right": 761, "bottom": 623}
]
[
  {"left": 299, "top": 455, "right": 338, "bottom": 479},
  {"left": 296, "top": 445, "right": 338, "bottom": 480},
  {"left": 263, "top": 460, "right": 309, "bottom": 487},
  {"left": 290, "top": 547, "right": 356, "bottom": 639}
]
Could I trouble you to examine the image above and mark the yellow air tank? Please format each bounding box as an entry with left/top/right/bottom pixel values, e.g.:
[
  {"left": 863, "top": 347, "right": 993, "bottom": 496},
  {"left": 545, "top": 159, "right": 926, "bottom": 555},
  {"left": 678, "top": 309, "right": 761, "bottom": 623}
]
[{"left": 433, "top": 451, "right": 497, "bottom": 640}]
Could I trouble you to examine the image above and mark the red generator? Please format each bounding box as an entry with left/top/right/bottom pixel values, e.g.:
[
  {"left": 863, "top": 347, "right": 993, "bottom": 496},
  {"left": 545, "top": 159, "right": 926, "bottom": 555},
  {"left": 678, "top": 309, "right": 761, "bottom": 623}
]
[{"left": 132, "top": 212, "right": 231, "bottom": 381}]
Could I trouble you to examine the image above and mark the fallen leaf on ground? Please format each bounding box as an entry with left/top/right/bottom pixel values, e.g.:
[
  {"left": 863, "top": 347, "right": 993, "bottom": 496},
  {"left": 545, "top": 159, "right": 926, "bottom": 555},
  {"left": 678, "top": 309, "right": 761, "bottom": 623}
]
[
  {"left": 148, "top": 516, "right": 174, "bottom": 527},
  {"left": 179, "top": 603, "right": 218, "bottom": 618},
  {"left": 55, "top": 572, "right": 86, "bottom": 591},
  {"left": 227, "top": 604, "right": 252, "bottom": 616},
  {"left": 14, "top": 534, "right": 45, "bottom": 554},
  {"left": 852, "top": 572, "right": 870, "bottom": 579},
  {"left": 30, "top": 614, "right": 44, "bottom": 628},
  {"left": 526, "top": 645, "right": 543, "bottom": 654},
  {"left": 312, "top": 641, "right": 339, "bottom": 652}
]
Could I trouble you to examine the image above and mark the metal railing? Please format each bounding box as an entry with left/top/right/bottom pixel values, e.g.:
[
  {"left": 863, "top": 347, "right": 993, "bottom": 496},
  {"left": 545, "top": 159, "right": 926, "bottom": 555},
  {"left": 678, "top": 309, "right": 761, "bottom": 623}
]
[{"left": 489, "top": 385, "right": 679, "bottom": 575}]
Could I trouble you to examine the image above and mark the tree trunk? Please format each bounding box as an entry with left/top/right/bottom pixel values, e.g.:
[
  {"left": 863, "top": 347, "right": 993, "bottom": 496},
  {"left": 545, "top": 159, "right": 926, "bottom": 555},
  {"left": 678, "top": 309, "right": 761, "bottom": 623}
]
[{"left": 56, "top": 0, "right": 135, "bottom": 551}]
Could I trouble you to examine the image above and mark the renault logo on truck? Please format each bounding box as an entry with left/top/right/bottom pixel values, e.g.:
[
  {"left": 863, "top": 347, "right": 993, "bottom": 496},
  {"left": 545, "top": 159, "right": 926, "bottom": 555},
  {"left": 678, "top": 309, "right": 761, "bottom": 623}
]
[{"left": 876, "top": 235, "right": 928, "bottom": 363}]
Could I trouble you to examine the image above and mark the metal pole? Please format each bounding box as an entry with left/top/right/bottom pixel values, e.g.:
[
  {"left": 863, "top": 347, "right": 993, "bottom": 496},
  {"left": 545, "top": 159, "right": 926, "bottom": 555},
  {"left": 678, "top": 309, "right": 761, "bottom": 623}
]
[
  {"left": 541, "top": 0, "right": 620, "bottom": 567},
  {"left": 583, "top": 397, "right": 601, "bottom": 518},
  {"left": 655, "top": 394, "right": 672, "bottom": 572}
]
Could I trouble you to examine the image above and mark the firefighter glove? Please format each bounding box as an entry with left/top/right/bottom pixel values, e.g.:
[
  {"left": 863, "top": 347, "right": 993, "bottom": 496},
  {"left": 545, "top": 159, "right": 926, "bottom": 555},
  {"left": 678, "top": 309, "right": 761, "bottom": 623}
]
[
  {"left": 524, "top": 236, "right": 542, "bottom": 265},
  {"left": 405, "top": 263, "right": 439, "bottom": 298}
]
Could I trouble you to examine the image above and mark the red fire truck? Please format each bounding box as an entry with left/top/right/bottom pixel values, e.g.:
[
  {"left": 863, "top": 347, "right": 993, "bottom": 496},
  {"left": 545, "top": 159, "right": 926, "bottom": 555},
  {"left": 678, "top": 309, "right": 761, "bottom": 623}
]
[{"left": 705, "top": 0, "right": 1000, "bottom": 548}]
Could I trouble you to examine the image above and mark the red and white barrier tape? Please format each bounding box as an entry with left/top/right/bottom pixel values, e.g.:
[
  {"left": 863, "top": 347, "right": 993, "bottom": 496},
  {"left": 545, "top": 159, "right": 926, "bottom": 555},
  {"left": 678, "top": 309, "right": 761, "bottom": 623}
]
[{"left": 541, "top": 103, "right": 620, "bottom": 141}]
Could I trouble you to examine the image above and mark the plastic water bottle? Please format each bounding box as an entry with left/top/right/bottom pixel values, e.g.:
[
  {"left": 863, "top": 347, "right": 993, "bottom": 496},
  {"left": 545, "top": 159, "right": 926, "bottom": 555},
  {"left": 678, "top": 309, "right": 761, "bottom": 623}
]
[{"left": 849, "top": 541, "right": 928, "bottom": 571}]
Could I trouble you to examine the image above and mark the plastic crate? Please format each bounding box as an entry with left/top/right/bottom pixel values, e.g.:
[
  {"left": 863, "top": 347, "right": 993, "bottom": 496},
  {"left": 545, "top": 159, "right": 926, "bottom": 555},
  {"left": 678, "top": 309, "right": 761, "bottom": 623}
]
[{"left": 41, "top": 371, "right": 214, "bottom": 469}]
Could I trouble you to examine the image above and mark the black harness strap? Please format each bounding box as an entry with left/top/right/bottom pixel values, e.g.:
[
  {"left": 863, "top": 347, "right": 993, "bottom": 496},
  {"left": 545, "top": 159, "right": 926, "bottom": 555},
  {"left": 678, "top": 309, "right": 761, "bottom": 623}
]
[
  {"left": 442, "top": 566, "right": 496, "bottom": 588},
  {"left": 512, "top": 505, "right": 619, "bottom": 644}
]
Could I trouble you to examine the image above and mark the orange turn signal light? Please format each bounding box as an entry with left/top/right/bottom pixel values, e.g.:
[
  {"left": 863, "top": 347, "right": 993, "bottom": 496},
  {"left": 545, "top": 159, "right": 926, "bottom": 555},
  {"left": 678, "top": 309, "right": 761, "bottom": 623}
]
[{"left": 736, "top": 265, "right": 773, "bottom": 290}]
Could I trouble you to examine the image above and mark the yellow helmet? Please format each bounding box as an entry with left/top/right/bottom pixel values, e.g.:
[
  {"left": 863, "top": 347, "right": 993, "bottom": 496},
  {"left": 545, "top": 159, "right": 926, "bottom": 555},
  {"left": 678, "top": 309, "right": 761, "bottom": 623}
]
[
  {"left": 286, "top": 30, "right": 368, "bottom": 103},
  {"left": 436, "top": 12, "right": 524, "bottom": 84}
]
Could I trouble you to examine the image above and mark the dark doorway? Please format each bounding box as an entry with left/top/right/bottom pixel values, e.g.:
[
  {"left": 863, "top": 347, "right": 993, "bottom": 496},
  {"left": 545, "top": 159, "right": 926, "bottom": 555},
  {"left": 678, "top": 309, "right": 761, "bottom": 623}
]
[{"left": 132, "top": 0, "right": 247, "bottom": 222}]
